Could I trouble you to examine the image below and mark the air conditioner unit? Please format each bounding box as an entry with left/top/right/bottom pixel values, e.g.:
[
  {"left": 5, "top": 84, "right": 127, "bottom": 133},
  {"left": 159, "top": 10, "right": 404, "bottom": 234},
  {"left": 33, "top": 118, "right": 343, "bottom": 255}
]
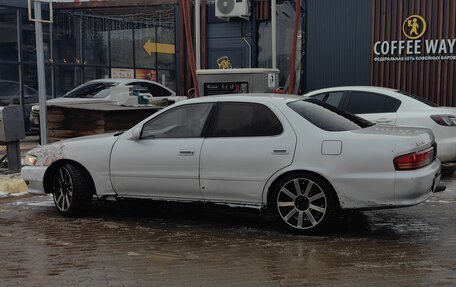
[{"left": 215, "top": 0, "right": 250, "bottom": 20}]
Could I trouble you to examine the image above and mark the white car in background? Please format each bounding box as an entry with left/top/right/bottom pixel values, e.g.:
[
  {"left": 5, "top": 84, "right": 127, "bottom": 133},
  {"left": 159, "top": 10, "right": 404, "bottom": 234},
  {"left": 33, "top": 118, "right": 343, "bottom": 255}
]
[
  {"left": 22, "top": 95, "right": 442, "bottom": 234},
  {"left": 30, "top": 78, "right": 186, "bottom": 130},
  {"left": 305, "top": 86, "right": 456, "bottom": 163}
]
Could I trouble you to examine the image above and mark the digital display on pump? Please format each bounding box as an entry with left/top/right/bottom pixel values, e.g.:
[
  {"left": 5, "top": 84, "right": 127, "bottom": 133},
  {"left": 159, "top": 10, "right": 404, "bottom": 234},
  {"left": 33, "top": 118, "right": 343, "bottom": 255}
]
[{"left": 204, "top": 82, "right": 249, "bottom": 96}]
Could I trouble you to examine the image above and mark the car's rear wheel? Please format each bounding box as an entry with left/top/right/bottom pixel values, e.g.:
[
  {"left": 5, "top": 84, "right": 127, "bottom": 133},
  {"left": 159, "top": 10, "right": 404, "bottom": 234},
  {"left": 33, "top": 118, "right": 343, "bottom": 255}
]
[
  {"left": 52, "top": 163, "right": 92, "bottom": 216},
  {"left": 270, "top": 173, "right": 338, "bottom": 234}
]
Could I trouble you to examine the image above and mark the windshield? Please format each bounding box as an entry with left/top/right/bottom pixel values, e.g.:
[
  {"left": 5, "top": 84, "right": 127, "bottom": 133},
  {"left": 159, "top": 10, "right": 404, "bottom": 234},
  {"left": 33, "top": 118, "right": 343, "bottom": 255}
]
[
  {"left": 288, "top": 99, "right": 374, "bottom": 131},
  {"left": 63, "top": 82, "right": 118, "bottom": 99},
  {"left": 397, "top": 90, "right": 439, "bottom": 107}
]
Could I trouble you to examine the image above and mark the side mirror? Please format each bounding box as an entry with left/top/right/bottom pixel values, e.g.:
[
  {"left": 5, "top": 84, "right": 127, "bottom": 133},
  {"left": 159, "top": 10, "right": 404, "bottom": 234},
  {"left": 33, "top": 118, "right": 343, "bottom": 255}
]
[{"left": 129, "top": 127, "right": 141, "bottom": 141}]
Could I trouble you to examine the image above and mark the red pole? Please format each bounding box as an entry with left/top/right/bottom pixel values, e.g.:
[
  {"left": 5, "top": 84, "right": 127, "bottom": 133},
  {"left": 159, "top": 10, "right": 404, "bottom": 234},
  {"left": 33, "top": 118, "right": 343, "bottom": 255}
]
[
  {"left": 181, "top": 0, "right": 200, "bottom": 97},
  {"left": 287, "top": 0, "right": 301, "bottom": 94}
]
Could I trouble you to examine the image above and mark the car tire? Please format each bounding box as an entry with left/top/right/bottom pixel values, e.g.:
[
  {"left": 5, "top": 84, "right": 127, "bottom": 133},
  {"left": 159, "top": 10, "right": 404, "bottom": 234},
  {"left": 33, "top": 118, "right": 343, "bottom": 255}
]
[
  {"left": 270, "top": 173, "right": 338, "bottom": 234},
  {"left": 51, "top": 163, "right": 92, "bottom": 217}
]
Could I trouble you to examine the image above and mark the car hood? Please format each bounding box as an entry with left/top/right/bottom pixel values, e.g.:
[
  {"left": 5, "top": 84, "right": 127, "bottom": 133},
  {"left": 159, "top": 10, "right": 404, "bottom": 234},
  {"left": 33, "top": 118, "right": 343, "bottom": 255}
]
[
  {"left": 58, "top": 132, "right": 119, "bottom": 144},
  {"left": 27, "top": 132, "right": 120, "bottom": 167}
]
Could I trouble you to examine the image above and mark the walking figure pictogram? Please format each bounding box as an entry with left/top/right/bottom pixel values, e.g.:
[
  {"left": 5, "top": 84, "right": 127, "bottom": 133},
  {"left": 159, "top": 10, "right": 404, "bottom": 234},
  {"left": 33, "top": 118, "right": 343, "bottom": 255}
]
[{"left": 408, "top": 18, "right": 420, "bottom": 36}]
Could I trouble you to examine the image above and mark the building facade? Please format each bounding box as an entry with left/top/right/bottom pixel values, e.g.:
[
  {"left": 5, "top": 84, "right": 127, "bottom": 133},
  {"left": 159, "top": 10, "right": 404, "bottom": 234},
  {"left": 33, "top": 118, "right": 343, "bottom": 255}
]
[{"left": 0, "top": 0, "right": 454, "bottom": 130}]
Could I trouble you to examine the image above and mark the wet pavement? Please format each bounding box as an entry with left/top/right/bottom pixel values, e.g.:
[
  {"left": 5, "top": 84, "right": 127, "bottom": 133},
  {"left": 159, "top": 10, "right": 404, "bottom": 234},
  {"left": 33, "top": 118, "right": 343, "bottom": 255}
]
[{"left": 1, "top": 171, "right": 456, "bottom": 286}]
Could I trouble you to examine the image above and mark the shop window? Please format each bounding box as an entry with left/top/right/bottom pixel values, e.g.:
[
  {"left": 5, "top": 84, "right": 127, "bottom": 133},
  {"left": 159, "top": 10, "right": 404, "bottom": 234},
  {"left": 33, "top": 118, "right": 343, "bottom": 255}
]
[
  {"left": 22, "top": 64, "right": 52, "bottom": 100},
  {"left": 156, "top": 25, "right": 175, "bottom": 70},
  {"left": 135, "top": 26, "right": 156, "bottom": 69},
  {"left": 83, "top": 17, "right": 109, "bottom": 66},
  {"left": 0, "top": 63, "right": 19, "bottom": 106},
  {"left": 110, "top": 23, "right": 133, "bottom": 67},
  {"left": 157, "top": 70, "right": 176, "bottom": 92},
  {"left": 53, "top": 65, "right": 82, "bottom": 97},
  {"left": 84, "top": 67, "right": 110, "bottom": 82},
  {"left": 53, "top": 13, "right": 81, "bottom": 64},
  {"left": 21, "top": 10, "right": 51, "bottom": 63},
  {"left": 0, "top": 8, "right": 18, "bottom": 61}
]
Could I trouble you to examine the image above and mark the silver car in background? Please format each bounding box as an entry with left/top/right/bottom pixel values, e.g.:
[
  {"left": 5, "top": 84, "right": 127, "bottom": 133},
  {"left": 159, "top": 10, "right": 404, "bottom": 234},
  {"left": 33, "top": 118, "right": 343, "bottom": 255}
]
[
  {"left": 305, "top": 86, "right": 456, "bottom": 163},
  {"left": 30, "top": 78, "right": 185, "bottom": 131}
]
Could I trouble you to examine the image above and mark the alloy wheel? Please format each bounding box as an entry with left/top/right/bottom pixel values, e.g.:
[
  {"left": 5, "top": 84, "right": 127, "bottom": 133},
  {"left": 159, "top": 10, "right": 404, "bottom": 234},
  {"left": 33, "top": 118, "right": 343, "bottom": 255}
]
[
  {"left": 53, "top": 167, "right": 74, "bottom": 212},
  {"left": 276, "top": 178, "right": 327, "bottom": 230}
]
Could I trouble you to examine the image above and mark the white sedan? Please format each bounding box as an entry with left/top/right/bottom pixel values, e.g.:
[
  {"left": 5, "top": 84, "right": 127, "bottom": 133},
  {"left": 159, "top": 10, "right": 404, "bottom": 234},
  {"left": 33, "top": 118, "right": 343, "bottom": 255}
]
[
  {"left": 304, "top": 86, "right": 456, "bottom": 163},
  {"left": 21, "top": 95, "right": 442, "bottom": 234}
]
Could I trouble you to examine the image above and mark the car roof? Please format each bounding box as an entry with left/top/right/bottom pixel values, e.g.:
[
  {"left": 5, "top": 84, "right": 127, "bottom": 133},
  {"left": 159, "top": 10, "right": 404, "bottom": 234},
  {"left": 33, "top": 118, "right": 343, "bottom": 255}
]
[
  {"left": 84, "top": 78, "right": 174, "bottom": 92},
  {"left": 304, "top": 86, "right": 398, "bottom": 96},
  {"left": 181, "top": 93, "right": 305, "bottom": 105}
]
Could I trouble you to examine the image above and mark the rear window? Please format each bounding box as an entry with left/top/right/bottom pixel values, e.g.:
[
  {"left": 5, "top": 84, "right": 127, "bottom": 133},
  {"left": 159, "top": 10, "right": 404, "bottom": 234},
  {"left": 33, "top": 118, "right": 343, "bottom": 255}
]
[
  {"left": 397, "top": 90, "right": 439, "bottom": 107},
  {"left": 288, "top": 99, "right": 374, "bottom": 131},
  {"left": 63, "top": 82, "right": 117, "bottom": 98}
]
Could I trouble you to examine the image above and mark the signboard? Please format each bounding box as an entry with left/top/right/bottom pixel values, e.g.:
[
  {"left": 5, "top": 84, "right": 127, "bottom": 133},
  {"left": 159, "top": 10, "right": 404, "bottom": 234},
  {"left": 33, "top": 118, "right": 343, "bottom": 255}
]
[
  {"left": 135, "top": 69, "right": 157, "bottom": 81},
  {"left": 373, "top": 14, "right": 456, "bottom": 62},
  {"left": 371, "top": 0, "right": 455, "bottom": 106},
  {"left": 111, "top": 68, "right": 134, "bottom": 79}
]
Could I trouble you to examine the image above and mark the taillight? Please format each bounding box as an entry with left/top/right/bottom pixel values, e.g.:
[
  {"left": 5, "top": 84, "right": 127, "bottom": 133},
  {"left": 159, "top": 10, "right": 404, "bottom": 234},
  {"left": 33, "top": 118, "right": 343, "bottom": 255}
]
[
  {"left": 431, "top": 115, "right": 456, "bottom": 126},
  {"left": 394, "top": 147, "right": 434, "bottom": 170}
]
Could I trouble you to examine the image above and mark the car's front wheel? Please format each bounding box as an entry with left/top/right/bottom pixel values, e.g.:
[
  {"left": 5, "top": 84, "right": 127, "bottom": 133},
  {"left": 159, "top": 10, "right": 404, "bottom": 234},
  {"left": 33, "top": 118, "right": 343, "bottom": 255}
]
[
  {"left": 52, "top": 163, "right": 92, "bottom": 216},
  {"left": 270, "top": 173, "right": 338, "bottom": 234}
]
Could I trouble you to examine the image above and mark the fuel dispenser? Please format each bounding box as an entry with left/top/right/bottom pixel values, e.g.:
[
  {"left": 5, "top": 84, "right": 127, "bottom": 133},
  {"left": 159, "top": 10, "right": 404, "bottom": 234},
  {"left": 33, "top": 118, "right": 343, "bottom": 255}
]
[{"left": 197, "top": 68, "right": 280, "bottom": 96}]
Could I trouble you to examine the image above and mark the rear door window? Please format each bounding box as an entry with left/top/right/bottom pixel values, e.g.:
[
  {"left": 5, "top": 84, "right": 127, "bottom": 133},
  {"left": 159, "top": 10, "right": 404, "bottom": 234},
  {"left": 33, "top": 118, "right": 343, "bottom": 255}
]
[
  {"left": 208, "top": 102, "right": 283, "bottom": 137},
  {"left": 344, "top": 91, "right": 401, "bottom": 114},
  {"left": 64, "top": 82, "right": 117, "bottom": 98}
]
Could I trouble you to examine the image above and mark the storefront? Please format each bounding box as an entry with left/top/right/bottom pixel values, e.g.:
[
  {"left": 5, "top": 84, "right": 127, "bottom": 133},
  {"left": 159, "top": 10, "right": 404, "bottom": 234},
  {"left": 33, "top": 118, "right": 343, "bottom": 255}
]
[{"left": 0, "top": 0, "right": 454, "bottom": 126}]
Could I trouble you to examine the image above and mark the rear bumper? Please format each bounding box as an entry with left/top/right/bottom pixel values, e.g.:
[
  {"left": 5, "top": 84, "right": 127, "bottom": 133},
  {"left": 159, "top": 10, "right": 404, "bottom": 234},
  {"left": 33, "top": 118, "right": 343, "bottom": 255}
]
[
  {"left": 21, "top": 166, "right": 47, "bottom": 194},
  {"left": 394, "top": 159, "right": 441, "bottom": 207}
]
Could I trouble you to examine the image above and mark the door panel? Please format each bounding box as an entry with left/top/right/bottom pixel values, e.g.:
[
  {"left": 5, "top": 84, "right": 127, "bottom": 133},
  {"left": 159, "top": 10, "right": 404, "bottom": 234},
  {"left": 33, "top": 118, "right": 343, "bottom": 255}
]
[
  {"left": 110, "top": 103, "right": 213, "bottom": 199},
  {"left": 200, "top": 102, "right": 296, "bottom": 204},
  {"left": 110, "top": 137, "right": 204, "bottom": 199}
]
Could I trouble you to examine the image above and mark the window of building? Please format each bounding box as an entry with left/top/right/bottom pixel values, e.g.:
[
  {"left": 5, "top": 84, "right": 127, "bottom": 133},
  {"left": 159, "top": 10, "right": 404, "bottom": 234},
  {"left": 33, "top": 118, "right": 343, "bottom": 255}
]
[
  {"left": 22, "top": 64, "right": 52, "bottom": 99},
  {"left": 82, "top": 17, "right": 109, "bottom": 66},
  {"left": 209, "top": 103, "right": 283, "bottom": 137},
  {"left": 0, "top": 7, "right": 18, "bottom": 62},
  {"left": 135, "top": 25, "right": 156, "bottom": 69},
  {"left": 53, "top": 65, "right": 82, "bottom": 97},
  {"left": 142, "top": 103, "right": 213, "bottom": 139},
  {"left": 110, "top": 22, "right": 134, "bottom": 67},
  {"left": 157, "top": 70, "right": 176, "bottom": 92},
  {"left": 21, "top": 10, "right": 51, "bottom": 63},
  {"left": 53, "top": 13, "right": 81, "bottom": 64},
  {"left": 83, "top": 67, "right": 110, "bottom": 82}
]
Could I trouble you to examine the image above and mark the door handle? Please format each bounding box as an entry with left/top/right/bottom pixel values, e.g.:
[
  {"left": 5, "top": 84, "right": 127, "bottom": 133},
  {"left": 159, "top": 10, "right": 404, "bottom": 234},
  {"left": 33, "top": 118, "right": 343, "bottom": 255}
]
[
  {"left": 179, "top": 149, "right": 194, "bottom": 156},
  {"left": 375, "top": 118, "right": 393, "bottom": 124},
  {"left": 273, "top": 148, "right": 289, "bottom": 155}
]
